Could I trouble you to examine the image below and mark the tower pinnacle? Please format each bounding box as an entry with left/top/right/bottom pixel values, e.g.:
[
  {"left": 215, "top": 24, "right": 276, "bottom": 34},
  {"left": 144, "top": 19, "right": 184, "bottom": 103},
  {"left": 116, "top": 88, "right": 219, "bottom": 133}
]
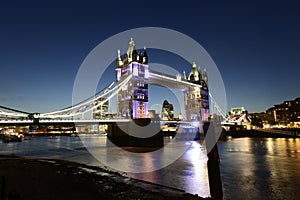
[{"left": 116, "top": 49, "right": 123, "bottom": 68}]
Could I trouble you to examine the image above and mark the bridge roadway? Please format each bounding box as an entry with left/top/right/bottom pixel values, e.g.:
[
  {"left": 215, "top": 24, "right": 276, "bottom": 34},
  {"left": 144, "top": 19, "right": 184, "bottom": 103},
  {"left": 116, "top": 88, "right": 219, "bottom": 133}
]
[
  {"left": 0, "top": 119, "right": 192, "bottom": 126},
  {"left": 0, "top": 119, "right": 131, "bottom": 126}
]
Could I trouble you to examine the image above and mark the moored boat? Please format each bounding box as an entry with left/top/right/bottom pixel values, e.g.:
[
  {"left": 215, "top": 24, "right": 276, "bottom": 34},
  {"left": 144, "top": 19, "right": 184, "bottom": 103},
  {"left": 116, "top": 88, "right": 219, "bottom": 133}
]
[{"left": 1, "top": 132, "right": 24, "bottom": 143}]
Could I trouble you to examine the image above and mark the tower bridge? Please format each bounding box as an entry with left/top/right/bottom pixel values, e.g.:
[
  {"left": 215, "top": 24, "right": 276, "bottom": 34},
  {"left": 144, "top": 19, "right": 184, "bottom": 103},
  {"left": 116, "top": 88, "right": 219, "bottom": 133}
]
[{"left": 0, "top": 39, "right": 227, "bottom": 137}]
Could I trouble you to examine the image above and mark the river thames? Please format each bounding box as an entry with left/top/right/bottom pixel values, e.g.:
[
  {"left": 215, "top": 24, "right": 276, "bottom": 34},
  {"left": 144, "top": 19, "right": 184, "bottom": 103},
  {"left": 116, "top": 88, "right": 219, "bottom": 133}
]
[{"left": 1, "top": 136, "right": 299, "bottom": 199}]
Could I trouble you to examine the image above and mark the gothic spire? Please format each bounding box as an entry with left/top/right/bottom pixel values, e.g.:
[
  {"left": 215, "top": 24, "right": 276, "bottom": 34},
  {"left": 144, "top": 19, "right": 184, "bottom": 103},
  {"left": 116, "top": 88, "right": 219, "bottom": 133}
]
[
  {"left": 143, "top": 46, "right": 148, "bottom": 64},
  {"left": 116, "top": 49, "right": 123, "bottom": 68}
]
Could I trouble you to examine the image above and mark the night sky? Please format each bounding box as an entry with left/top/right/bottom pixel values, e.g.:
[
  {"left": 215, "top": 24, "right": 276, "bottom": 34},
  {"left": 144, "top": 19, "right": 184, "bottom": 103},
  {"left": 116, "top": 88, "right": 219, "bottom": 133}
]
[{"left": 0, "top": 0, "right": 299, "bottom": 114}]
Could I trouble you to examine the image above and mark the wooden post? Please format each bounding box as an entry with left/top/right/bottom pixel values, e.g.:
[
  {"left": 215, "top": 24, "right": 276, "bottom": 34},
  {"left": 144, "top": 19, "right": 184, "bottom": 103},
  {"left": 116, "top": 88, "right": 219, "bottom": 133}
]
[
  {"left": 0, "top": 176, "right": 5, "bottom": 200},
  {"left": 204, "top": 121, "right": 223, "bottom": 199}
]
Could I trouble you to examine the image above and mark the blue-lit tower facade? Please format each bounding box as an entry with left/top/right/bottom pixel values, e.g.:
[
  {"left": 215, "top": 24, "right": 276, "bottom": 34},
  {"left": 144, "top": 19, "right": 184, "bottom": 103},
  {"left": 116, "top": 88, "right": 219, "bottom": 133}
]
[
  {"left": 184, "top": 62, "right": 210, "bottom": 125},
  {"left": 115, "top": 38, "right": 149, "bottom": 119},
  {"left": 201, "top": 68, "right": 210, "bottom": 121}
]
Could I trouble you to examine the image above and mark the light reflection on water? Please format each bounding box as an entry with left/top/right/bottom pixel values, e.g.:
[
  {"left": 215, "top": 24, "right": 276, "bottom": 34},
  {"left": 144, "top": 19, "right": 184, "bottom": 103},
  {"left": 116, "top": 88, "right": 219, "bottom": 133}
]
[
  {"left": 1, "top": 136, "right": 300, "bottom": 199},
  {"left": 219, "top": 137, "right": 300, "bottom": 200},
  {"left": 126, "top": 140, "right": 210, "bottom": 197}
]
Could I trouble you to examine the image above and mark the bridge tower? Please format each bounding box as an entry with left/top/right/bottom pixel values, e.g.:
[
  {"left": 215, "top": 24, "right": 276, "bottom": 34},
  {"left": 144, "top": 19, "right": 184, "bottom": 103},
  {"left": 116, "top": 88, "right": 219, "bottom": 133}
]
[
  {"left": 115, "top": 38, "right": 149, "bottom": 119},
  {"left": 184, "top": 62, "right": 210, "bottom": 131},
  {"left": 201, "top": 68, "right": 210, "bottom": 122}
]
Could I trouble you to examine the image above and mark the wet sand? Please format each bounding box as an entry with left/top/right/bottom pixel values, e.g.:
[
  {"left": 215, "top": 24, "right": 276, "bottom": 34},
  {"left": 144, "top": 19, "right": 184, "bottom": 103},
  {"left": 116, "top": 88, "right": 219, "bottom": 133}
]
[{"left": 0, "top": 157, "right": 208, "bottom": 200}]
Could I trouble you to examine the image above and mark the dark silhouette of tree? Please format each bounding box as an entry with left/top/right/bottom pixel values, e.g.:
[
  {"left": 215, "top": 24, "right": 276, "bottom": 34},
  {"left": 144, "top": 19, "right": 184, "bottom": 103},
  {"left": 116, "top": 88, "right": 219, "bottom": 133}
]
[{"left": 251, "top": 116, "right": 263, "bottom": 128}]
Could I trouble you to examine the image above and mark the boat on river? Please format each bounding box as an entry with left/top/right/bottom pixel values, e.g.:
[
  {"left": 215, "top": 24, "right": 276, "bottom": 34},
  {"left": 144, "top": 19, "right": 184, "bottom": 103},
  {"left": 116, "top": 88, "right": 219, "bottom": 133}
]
[
  {"left": 1, "top": 132, "right": 24, "bottom": 143},
  {"left": 161, "top": 123, "right": 178, "bottom": 136}
]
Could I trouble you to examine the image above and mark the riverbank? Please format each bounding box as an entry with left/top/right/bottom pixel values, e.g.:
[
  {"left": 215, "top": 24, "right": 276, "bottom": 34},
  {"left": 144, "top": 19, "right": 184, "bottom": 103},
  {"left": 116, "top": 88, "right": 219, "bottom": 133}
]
[
  {"left": 0, "top": 156, "right": 209, "bottom": 200},
  {"left": 227, "top": 129, "right": 300, "bottom": 138}
]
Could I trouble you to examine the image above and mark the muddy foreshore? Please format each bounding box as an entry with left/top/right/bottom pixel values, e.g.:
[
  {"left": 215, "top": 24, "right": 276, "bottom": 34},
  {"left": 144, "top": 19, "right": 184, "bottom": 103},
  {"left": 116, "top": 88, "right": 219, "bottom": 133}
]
[{"left": 0, "top": 156, "right": 210, "bottom": 200}]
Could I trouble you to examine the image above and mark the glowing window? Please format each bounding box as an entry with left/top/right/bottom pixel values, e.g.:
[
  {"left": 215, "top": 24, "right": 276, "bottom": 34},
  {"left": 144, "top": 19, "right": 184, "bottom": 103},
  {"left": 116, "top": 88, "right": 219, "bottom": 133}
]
[{"left": 133, "top": 66, "right": 138, "bottom": 76}]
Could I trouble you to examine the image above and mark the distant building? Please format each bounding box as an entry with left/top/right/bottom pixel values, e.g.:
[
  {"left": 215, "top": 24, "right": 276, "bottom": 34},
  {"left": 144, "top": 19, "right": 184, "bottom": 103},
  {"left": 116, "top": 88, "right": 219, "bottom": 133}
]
[
  {"left": 248, "top": 112, "right": 266, "bottom": 128},
  {"left": 93, "top": 98, "right": 109, "bottom": 119},
  {"left": 266, "top": 97, "right": 300, "bottom": 127},
  {"left": 161, "top": 100, "right": 174, "bottom": 120},
  {"left": 228, "top": 107, "right": 251, "bottom": 129},
  {"left": 230, "top": 107, "right": 246, "bottom": 115},
  {"left": 148, "top": 110, "right": 160, "bottom": 119},
  {"left": 177, "top": 113, "right": 183, "bottom": 121}
]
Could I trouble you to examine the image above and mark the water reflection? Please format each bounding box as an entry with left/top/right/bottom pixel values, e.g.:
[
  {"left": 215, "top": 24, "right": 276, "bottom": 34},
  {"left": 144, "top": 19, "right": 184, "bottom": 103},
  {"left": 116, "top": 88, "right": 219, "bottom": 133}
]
[
  {"left": 128, "top": 140, "right": 210, "bottom": 197},
  {"left": 80, "top": 133, "right": 197, "bottom": 173},
  {"left": 185, "top": 142, "right": 210, "bottom": 196},
  {"left": 219, "top": 138, "right": 300, "bottom": 200}
]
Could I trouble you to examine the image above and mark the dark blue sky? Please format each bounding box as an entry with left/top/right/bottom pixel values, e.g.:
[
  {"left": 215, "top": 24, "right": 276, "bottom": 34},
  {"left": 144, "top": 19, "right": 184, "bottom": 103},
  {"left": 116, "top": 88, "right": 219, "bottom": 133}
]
[{"left": 0, "top": 0, "right": 299, "bottom": 113}]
